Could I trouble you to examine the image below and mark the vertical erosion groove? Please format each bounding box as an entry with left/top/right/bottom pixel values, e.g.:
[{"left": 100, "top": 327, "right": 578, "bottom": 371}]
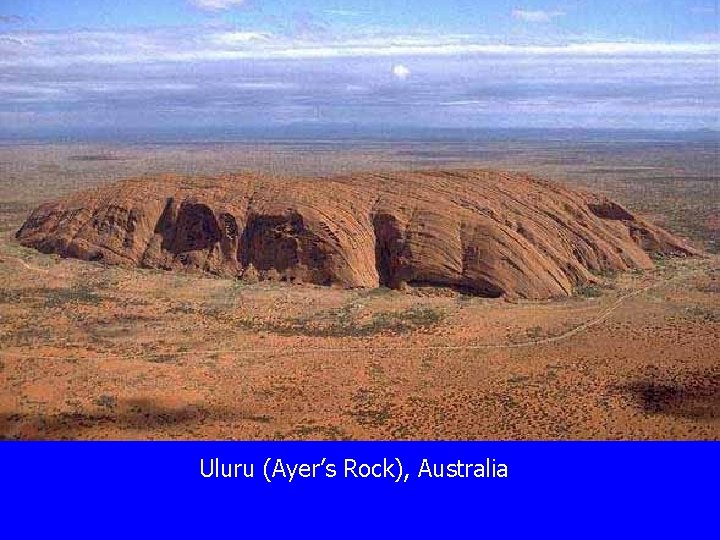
[{"left": 372, "top": 213, "right": 403, "bottom": 288}]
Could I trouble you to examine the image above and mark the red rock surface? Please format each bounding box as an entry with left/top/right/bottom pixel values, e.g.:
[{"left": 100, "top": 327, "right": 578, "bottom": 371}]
[{"left": 16, "top": 170, "right": 698, "bottom": 299}]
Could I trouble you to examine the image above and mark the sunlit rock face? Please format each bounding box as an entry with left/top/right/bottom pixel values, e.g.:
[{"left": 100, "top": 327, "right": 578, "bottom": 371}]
[{"left": 16, "top": 169, "right": 697, "bottom": 299}]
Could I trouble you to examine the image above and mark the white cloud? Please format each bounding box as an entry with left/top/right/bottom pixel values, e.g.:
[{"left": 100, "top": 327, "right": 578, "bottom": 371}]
[
  {"left": 690, "top": 6, "right": 717, "bottom": 15},
  {"left": 512, "top": 9, "right": 566, "bottom": 23},
  {"left": 324, "top": 10, "right": 362, "bottom": 17},
  {"left": 392, "top": 64, "right": 411, "bottom": 79},
  {"left": 229, "top": 82, "right": 297, "bottom": 89},
  {"left": 441, "top": 100, "right": 489, "bottom": 107},
  {"left": 188, "top": 0, "right": 247, "bottom": 11},
  {"left": 211, "top": 32, "right": 271, "bottom": 45}
]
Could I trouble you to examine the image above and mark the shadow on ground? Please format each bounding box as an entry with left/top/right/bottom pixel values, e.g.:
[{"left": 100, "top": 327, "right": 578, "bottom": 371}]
[
  {"left": 0, "top": 398, "right": 272, "bottom": 440},
  {"left": 613, "top": 368, "right": 720, "bottom": 421}
]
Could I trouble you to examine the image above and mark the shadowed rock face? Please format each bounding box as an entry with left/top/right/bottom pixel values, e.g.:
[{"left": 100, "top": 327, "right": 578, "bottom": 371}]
[{"left": 16, "top": 170, "right": 698, "bottom": 299}]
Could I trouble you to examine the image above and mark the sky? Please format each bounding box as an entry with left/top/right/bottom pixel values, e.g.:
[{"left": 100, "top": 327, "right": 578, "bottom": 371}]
[{"left": 0, "top": 0, "right": 718, "bottom": 138}]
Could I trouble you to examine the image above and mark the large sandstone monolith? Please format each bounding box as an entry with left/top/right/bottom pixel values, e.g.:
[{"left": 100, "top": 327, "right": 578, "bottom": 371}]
[{"left": 16, "top": 170, "right": 698, "bottom": 299}]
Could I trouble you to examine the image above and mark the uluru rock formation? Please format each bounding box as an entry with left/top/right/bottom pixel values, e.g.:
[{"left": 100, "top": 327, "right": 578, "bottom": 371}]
[{"left": 16, "top": 170, "right": 698, "bottom": 299}]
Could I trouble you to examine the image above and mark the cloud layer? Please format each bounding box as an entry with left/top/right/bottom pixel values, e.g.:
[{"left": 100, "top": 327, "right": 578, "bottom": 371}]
[
  {"left": 1, "top": 28, "right": 717, "bottom": 67},
  {"left": 0, "top": 26, "right": 717, "bottom": 135}
]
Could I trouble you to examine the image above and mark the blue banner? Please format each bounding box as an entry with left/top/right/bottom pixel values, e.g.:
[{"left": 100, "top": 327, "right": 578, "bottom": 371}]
[{"left": 2, "top": 442, "right": 717, "bottom": 537}]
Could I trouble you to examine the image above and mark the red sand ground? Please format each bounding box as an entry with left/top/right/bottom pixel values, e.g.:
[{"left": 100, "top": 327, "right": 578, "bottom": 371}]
[{"left": 1, "top": 242, "right": 717, "bottom": 440}]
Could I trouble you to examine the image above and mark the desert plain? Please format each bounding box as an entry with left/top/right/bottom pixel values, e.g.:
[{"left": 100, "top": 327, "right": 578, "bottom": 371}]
[{"left": 0, "top": 134, "right": 718, "bottom": 440}]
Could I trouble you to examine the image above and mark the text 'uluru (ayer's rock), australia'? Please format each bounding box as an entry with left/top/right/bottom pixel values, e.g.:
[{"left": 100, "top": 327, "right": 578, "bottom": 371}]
[{"left": 16, "top": 170, "right": 699, "bottom": 300}]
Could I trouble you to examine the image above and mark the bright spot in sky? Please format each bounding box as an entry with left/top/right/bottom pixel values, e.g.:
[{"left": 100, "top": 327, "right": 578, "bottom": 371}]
[{"left": 392, "top": 64, "right": 411, "bottom": 79}]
